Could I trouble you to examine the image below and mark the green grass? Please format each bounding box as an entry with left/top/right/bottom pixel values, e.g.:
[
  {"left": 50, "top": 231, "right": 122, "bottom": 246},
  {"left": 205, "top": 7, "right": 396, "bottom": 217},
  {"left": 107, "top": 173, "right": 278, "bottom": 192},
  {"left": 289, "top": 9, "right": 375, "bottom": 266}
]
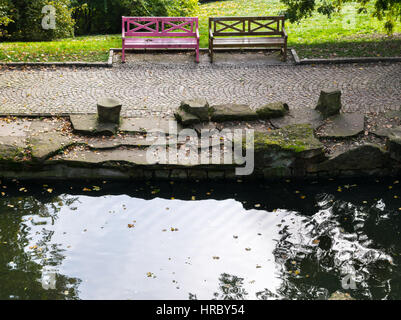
[{"left": 0, "top": 0, "right": 400, "bottom": 62}]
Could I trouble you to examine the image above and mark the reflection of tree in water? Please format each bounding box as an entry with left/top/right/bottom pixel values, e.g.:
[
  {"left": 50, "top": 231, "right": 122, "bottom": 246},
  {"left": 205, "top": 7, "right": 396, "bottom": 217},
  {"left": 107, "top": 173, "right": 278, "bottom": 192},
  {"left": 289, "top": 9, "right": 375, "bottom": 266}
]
[
  {"left": 212, "top": 273, "right": 248, "bottom": 300},
  {"left": 257, "top": 195, "right": 397, "bottom": 300},
  {"left": 0, "top": 193, "right": 81, "bottom": 299}
]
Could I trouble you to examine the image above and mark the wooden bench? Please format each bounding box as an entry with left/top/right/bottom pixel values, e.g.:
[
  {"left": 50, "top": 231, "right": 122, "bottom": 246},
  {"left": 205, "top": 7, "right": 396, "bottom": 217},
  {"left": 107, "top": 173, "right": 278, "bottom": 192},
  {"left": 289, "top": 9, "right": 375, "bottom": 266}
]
[
  {"left": 208, "top": 16, "right": 287, "bottom": 63},
  {"left": 122, "top": 17, "right": 200, "bottom": 63}
]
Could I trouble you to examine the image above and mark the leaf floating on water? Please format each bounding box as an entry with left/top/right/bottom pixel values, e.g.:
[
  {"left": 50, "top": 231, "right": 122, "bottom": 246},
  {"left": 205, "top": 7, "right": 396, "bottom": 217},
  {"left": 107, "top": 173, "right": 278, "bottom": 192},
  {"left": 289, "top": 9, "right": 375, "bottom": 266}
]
[
  {"left": 47, "top": 188, "right": 53, "bottom": 193},
  {"left": 212, "top": 256, "right": 220, "bottom": 260},
  {"left": 128, "top": 224, "right": 135, "bottom": 228},
  {"left": 256, "top": 265, "right": 262, "bottom": 268},
  {"left": 151, "top": 189, "right": 160, "bottom": 195},
  {"left": 312, "top": 239, "right": 320, "bottom": 245},
  {"left": 255, "top": 204, "right": 261, "bottom": 208},
  {"left": 93, "top": 186, "right": 101, "bottom": 191},
  {"left": 300, "top": 195, "right": 306, "bottom": 199},
  {"left": 7, "top": 204, "right": 14, "bottom": 208},
  {"left": 191, "top": 196, "right": 196, "bottom": 201},
  {"left": 83, "top": 187, "right": 91, "bottom": 192},
  {"left": 170, "top": 227, "right": 179, "bottom": 232},
  {"left": 245, "top": 248, "right": 251, "bottom": 251}
]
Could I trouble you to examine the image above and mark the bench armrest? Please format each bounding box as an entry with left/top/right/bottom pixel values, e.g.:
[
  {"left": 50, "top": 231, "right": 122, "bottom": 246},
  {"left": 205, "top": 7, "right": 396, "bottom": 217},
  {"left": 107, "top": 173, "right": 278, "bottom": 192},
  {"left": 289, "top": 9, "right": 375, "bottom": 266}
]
[
  {"left": 196, "top": 28, "right": 199, "bottom": 39},
  {"left": 282, "top": 26, "right": 288, "bottom": 39},
  {"left": 209, "top": 28, "right": 214, "bottom": 39}
]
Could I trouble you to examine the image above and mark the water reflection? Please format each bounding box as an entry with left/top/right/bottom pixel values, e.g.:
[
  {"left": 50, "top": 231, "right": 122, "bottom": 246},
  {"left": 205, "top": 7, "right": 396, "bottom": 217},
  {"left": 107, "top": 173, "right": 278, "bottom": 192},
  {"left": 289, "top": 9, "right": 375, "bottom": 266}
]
[
  {"left": 0, "top": 193, "right": 81, "bottom": 299},
  {"left": 0, "top": 178, "right": 400, "bottom": 300}
]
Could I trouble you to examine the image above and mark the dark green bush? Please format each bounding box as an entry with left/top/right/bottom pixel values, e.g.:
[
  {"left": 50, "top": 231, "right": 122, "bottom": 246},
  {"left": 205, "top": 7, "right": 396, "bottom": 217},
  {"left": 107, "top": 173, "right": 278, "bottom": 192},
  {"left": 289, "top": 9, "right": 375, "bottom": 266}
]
[
  {"left": 1, "top": 0, "right": 200, "bottom": 39},
  {"left": 1, "top": 0, "right": 74, "bottom": 41},
  {"left": 73, "top": 0, "right": 199, "bottom": 36},
  {"left": 0, "top": 0, "right": 15, "bottom": 38}
]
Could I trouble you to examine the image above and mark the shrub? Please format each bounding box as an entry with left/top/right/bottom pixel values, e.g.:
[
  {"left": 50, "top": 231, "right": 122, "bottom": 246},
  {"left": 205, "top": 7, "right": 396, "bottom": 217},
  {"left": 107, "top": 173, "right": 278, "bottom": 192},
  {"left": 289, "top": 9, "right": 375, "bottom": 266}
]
[
  {"left": 0, "top": 0, "right": 14, "bottom": 38},
  {"left": 23, "top": 0, "right": 74, "bottom": 41},
  {"left": 126, "top": 0, "right": 199, "bottom": 16},
  {"left": 3, "top": 0, "right": 74, "bottom": 41},
  {"left": 73, "top": 0, "right": 199, "bottom": 36}
]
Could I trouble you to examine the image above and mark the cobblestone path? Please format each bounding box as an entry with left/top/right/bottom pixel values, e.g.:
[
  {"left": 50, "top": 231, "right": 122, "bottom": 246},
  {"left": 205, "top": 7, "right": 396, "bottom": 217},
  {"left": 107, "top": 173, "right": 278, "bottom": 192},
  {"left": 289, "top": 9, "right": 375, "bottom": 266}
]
[{"left": 0, "top": 62, "right": 400, "bottom": 117}]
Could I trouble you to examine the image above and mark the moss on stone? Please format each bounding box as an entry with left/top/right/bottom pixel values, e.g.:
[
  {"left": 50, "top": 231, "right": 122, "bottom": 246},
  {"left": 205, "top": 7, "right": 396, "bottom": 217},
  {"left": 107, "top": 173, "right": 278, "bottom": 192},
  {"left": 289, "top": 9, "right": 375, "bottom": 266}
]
[{"left": 250, "top": 124, "right": 323, "bottom": 153}]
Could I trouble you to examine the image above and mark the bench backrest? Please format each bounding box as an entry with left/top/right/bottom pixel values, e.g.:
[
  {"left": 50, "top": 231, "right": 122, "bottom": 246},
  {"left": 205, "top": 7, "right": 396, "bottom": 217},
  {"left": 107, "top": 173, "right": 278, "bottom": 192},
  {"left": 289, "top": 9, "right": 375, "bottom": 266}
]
[
  {"left": 122, "top": 17, "right": 198, "bottom": 37},
  {"left": 209, "top": 16, "right": 285, "bottom": 37}
]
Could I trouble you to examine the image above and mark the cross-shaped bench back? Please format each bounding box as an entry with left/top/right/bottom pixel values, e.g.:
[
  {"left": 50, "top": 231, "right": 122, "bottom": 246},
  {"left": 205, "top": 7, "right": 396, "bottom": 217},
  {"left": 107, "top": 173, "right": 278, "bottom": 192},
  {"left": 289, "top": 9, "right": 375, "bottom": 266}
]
[
  {"left": 210, "top": 16, "right": 285, "bottom": 36},
  {"left": 123, "top": 17, "right": 198, "bottom": 37}
]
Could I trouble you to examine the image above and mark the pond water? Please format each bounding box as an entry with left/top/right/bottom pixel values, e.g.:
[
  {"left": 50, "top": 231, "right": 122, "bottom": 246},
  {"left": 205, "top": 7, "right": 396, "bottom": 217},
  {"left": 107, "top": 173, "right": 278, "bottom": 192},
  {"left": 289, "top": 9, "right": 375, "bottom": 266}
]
[{"left": 1, "top": 178, "right": 401, "bottom": 300}]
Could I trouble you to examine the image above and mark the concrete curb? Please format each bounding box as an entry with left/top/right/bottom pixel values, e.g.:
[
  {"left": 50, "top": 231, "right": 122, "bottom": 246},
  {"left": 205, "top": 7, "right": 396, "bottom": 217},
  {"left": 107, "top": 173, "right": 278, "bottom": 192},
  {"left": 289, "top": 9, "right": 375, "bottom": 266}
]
[
  {"left": 1, "top": 47, "right": 400, "bottom": 68},
  {"left": 0, "top": 49, "right": 114, "bottom": 68},
  {"left": 290, "top": 48, "right": 300, "bottom": 64},
  {"left": 291, "top": 48, "right": 401, "bottom": 65}
]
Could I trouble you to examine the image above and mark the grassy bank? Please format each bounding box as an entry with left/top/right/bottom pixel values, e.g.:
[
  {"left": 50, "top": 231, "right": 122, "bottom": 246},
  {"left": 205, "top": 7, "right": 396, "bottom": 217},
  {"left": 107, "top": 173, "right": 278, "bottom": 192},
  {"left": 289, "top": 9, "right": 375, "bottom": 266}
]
[{"left": 0, "top": 0, "right": 400, "bottom": 62}]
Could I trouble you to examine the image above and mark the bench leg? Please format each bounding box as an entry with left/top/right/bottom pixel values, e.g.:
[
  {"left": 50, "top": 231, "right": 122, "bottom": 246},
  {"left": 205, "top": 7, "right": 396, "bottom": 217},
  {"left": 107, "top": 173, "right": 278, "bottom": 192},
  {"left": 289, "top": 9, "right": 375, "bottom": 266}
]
[
  {"left": 282, "top": 45, "right": 287, "bottom": 62},
  {"left": 122, "top": 47, "right": 126, "bottom": 63},
  {"left": 210, "top": 47, "right": 214, "bottom": 63},
  {"left": 196, "top": 47, "right": 199, "bottom": 63}
]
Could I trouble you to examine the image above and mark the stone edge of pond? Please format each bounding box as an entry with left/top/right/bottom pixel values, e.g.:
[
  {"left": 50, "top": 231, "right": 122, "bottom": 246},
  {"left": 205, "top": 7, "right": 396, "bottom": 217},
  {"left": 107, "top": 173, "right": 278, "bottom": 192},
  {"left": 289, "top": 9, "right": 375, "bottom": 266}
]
[{"left": 0, "top": 119, "right": 400, "bottom": 181}]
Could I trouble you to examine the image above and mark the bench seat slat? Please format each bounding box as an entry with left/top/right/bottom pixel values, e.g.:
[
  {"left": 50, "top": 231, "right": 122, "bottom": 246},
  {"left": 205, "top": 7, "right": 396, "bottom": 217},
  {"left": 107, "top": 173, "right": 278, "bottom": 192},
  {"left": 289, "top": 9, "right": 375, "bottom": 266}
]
[{"left": 213, "top": 37, "right": 285, "bottom": 46}]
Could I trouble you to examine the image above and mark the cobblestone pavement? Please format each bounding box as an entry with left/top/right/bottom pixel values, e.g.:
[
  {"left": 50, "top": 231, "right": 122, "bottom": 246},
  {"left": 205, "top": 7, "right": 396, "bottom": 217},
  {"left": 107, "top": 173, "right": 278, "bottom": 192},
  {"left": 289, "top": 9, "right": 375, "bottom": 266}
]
[{"left": 0, "top": 59, "right": 400, "bottom": 117}]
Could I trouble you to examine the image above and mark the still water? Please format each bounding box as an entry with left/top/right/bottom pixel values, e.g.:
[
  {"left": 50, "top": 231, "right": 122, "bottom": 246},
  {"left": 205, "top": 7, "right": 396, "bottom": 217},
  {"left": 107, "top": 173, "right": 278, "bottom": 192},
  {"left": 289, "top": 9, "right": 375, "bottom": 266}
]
[{"left": 1, "top": 178, "right": 401, "bottom": 300}]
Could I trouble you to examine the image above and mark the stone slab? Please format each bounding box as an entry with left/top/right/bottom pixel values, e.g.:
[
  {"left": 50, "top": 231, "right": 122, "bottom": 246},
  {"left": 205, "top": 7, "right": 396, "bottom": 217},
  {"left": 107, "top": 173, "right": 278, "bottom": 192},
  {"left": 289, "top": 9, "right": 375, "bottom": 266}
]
[
  {"left": 120, "top": 117, "right": 180, "bottom": 135},
  {"left": 270, "top": 108, "right": 324, "bottom": 129},
  {"left": 210, "top": 104, "right": 258, "bottom": 122},
  {"left": 318, "top": 113, "right": 365, "bottom": 138},
  {"left": 80, "top": 135, "right": 175, "bottom": 149},
  {"left": 70, "top": 114, "right": 118, "bottom": 135},
  {"left": 256, "top": 102, "right": 289, "bottom": 119},
  {"left": 370, "top": 111, "right": 401, "bottom": 137},
  {"left": 174, "top": 109, "right": 201, "bottom": 126},
  {"left": 28, "top": 131, "right": 72, "bottom": 161},
  {"left": 55, "top": 148, "right": 151, "bottom": 165},
  {"left": 0, "top": 120, "right": 31, "bottom": 137},
  {"left": 180, "top": 98, "right": 209, "bottom": 121}
]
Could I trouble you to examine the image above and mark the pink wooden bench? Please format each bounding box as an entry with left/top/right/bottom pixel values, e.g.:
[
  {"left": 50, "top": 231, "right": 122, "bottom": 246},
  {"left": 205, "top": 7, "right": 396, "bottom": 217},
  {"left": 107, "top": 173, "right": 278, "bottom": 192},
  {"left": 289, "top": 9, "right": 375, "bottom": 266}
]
[{"left": 122, "top": 17, "right": 200, "bottom": 63}]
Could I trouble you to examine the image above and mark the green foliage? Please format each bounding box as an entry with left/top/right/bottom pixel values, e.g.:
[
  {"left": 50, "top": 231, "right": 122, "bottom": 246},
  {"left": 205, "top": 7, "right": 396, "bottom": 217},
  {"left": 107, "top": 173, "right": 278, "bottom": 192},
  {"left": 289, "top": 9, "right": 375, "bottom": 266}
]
[
  {"left": 125, "top": 0, "right": 199, "bottom": 16},
  {"left": 24, "top": 0, "right": 74, "bottom": 41},
  {"left": 0, "top": 0, "right": 14, "bottom": 37},
  {"left": 281, "top": 0, "right": 401, "bottom": 34},
  {"left": 72, "top": 0, "right": 129, "bottom": 35},
  {"left": 1, "top": 0, "right": 74, "bottom": 40},
  {"left": 72, "top": 0, "right": 199, "bottom": 36}
]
